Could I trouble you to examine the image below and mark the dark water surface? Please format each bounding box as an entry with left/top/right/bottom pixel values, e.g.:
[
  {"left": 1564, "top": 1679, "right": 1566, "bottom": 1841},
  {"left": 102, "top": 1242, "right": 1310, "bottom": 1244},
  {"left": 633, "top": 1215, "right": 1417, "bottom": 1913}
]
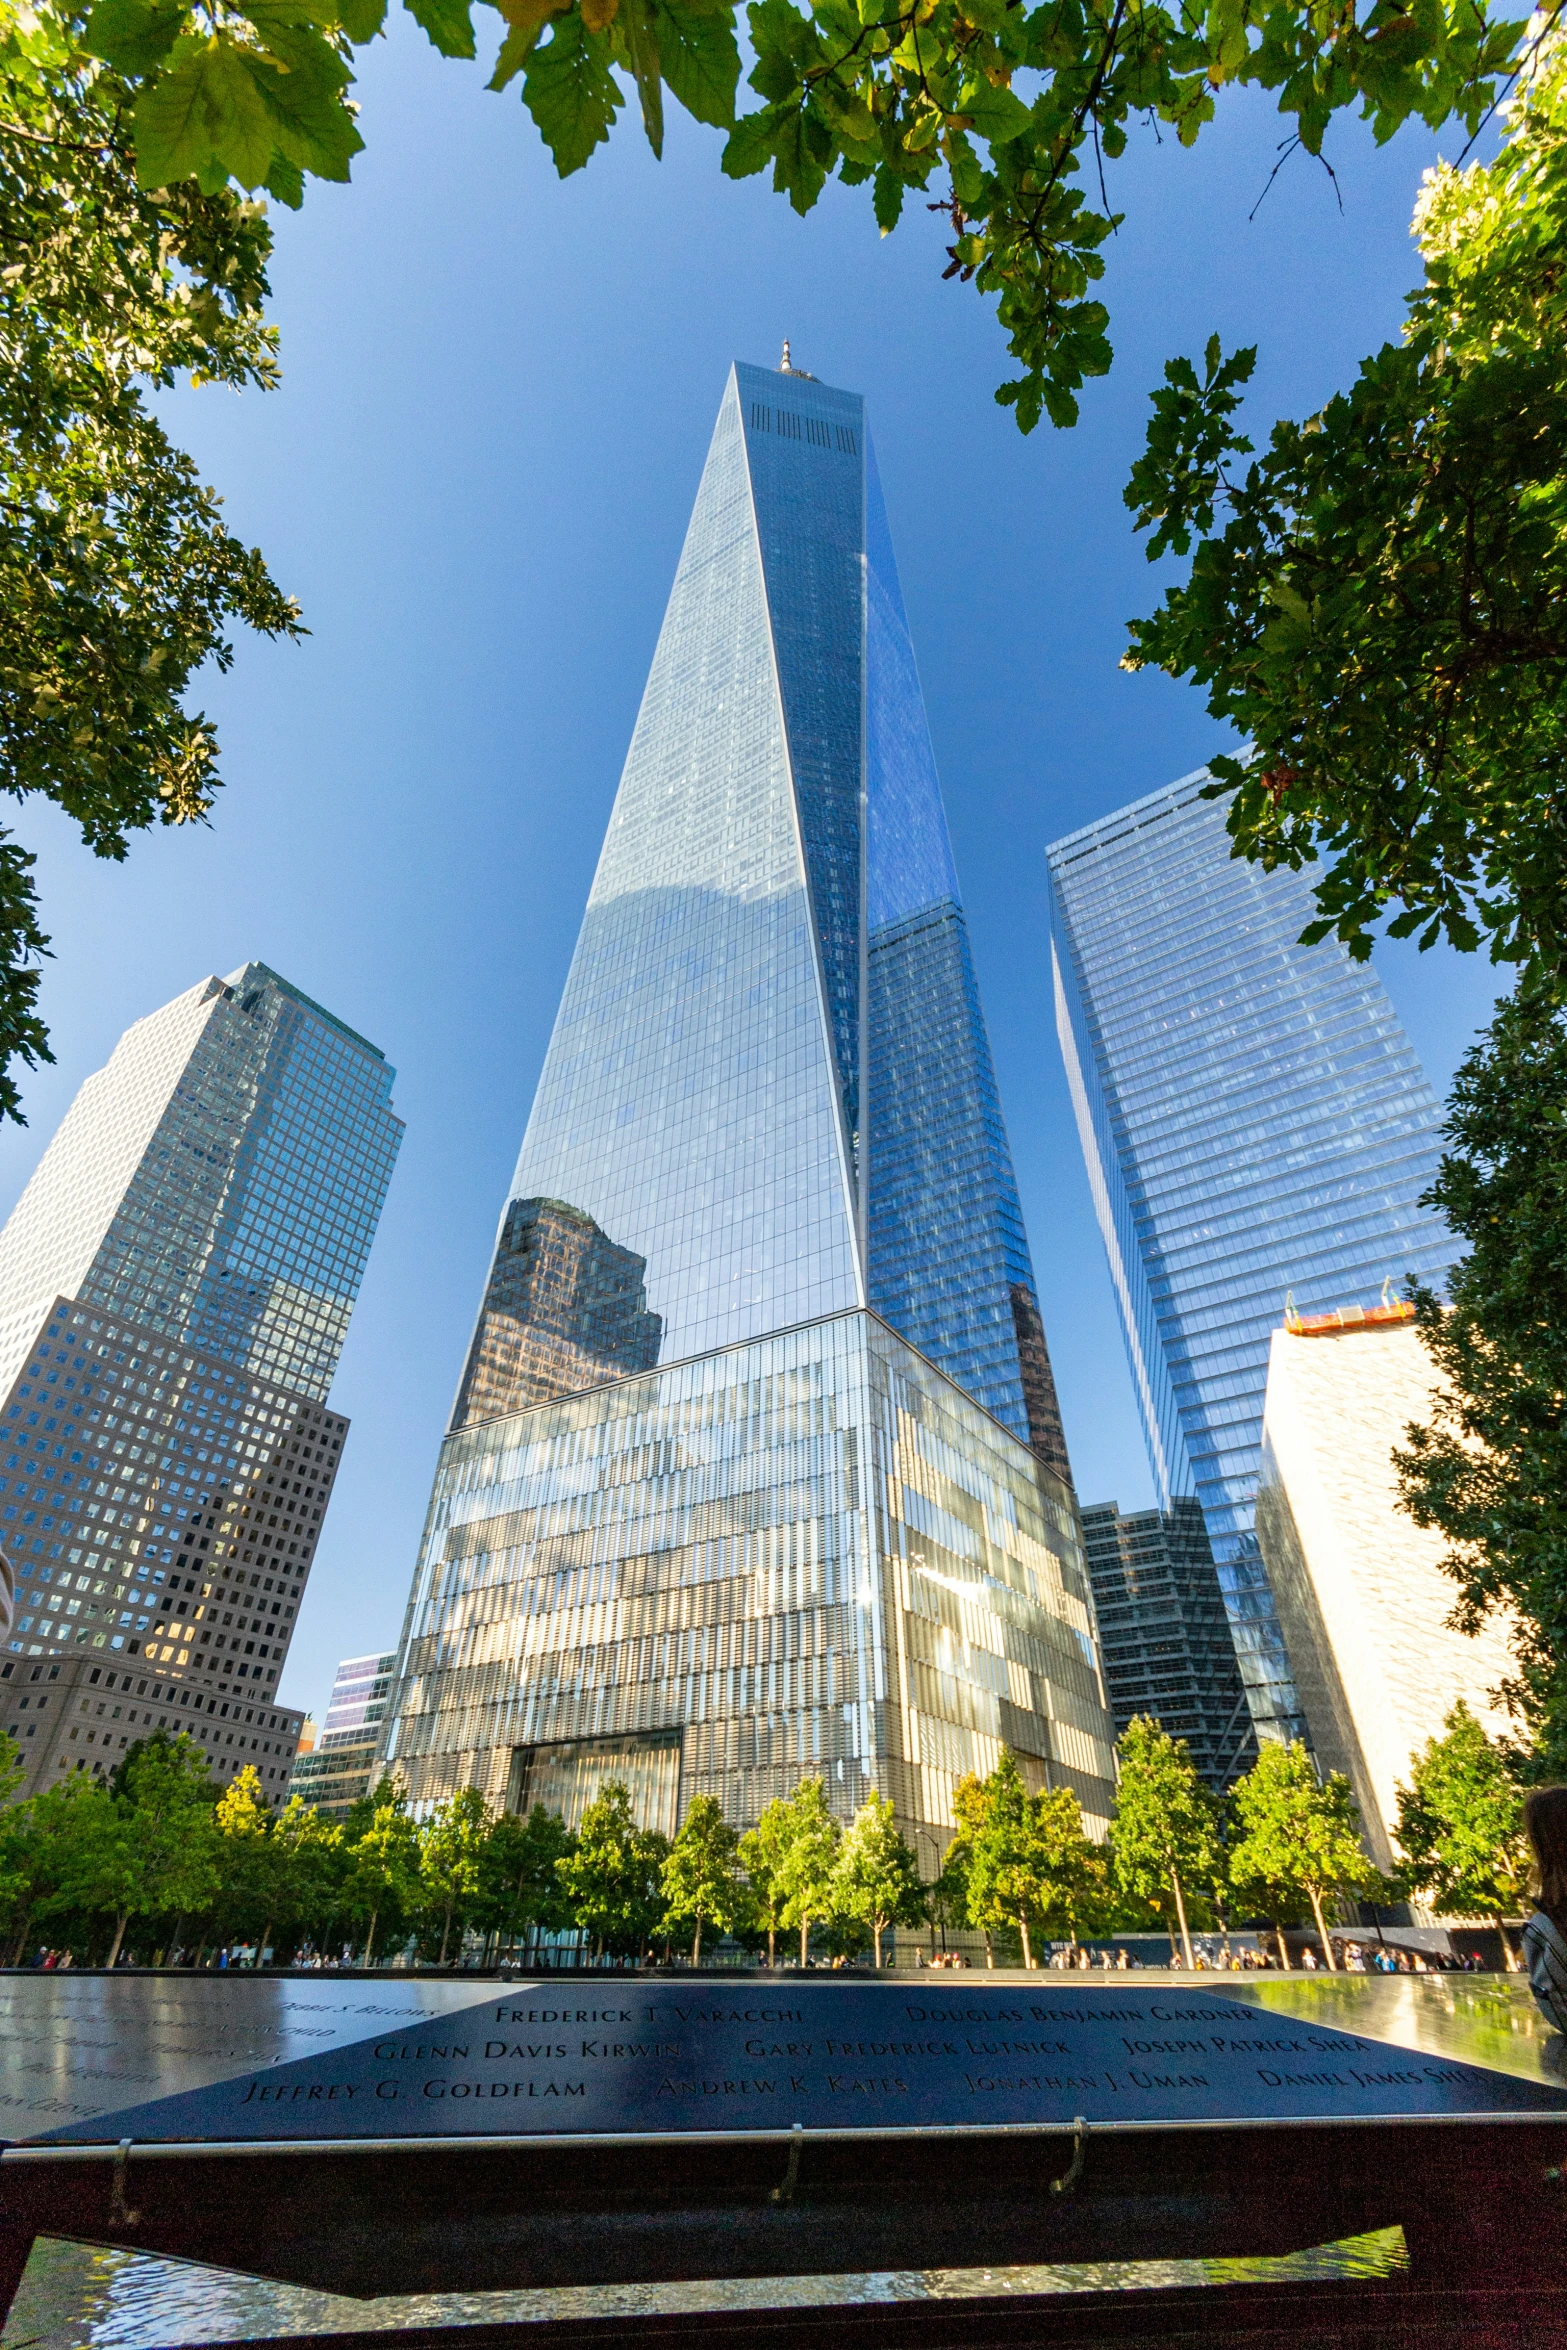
[{"left": 3, "top": 2228, "right": 1410, "bottom": 2349}]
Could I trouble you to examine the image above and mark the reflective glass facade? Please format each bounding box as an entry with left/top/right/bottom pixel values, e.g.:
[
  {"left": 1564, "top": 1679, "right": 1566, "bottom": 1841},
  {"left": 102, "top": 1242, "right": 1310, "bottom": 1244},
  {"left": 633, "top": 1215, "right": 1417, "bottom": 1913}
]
[
  {"left": 1047, "top": 773, "right": 1453, "bottom": 1742},
  {"left": 0, "top": 966, "right": 400, "bottom": 1772},
  {"left": 1080, "top": 1498, "right": 1256, "bottom": 1790},
  {"left": 290, "top": 1648, "right": 397, "bottom": 1819},
  {"left": 386, "top": 1311, "right": 1113, "bottom": 1836},
  {"left": 388, "top": 362, "right": 1107, "bottom": 1841},
  {"left": 0, "top": 964, "right": 403, "bottom": 1405},
  {"left": 449, "top": 362, "right": 1064, "bottom": 1467}
]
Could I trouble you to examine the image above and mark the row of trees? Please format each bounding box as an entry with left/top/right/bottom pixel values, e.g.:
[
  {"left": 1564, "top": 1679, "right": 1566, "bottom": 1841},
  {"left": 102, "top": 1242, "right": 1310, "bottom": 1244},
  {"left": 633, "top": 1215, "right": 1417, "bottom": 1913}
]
[{"left": 2, "top": 1696, "right": 1530, "bottom": 1969}]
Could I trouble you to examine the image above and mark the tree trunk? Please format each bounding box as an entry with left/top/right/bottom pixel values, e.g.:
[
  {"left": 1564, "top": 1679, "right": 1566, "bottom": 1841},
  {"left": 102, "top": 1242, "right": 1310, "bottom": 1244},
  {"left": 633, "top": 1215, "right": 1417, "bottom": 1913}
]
[
  {"left": 983, "top": 1929, "right": 994, "bottom": 1968},
  {"left": 800, "top": 1918, "right": 809, "bottom": 1967},
  {"left": 439, "top": 1899, "right": 454, "bottom": 1966},
  {"left": 1018, "top": 1913, "right": 1033, "bottom": 1969},
  {"left": 767, "top": 1924, "right": 776, "bottom": 1965},
  {"left": 1306, "top": 1884, "right": 1337, "bottom": 1970},
  {"left": 873, "top": 1919, "right": 883, "bottom": 1969},
  {"left": 258, "top": 1918, "right": 273, "bottom": 1969},
  {"left": 1495, "top": 1914, "right": 1520, "bottom": 1971},
  {"left": 692, "top": 1920, "right": 702, "bottom": 1967},
  {"left": 1275, "top": 1921, "right": 1290, "bottom": 1970},
  {"left": 106, "top": 1912, "right": 130, "bottom": 1970},
  {"left": 363, "top": 1905, "right": 380, "bottom": 1969},
  {"left": 1170, "top": 1867, "right": 1195, "bottom": 1971}
]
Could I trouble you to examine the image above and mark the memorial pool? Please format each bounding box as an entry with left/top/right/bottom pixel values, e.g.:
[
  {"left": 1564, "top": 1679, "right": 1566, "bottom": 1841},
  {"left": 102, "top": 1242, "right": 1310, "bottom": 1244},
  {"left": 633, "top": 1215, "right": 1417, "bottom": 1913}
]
[{"left": 0, "top": 1974, "right": 1559, "bottom": 2349}]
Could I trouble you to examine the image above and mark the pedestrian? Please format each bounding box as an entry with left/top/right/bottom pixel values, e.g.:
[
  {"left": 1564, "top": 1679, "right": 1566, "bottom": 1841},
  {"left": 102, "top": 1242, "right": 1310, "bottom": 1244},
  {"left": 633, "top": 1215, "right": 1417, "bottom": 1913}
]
[{"left": 1521, "top": 1786, "right": 1567, "bottom": 2032}]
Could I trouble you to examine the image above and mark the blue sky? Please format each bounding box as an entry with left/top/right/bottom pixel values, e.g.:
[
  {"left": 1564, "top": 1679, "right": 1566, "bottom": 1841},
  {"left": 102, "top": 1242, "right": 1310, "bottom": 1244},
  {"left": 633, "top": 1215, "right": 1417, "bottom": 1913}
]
[{"left": 0, "top": 29, "right": 1502, "bottom": 1723}]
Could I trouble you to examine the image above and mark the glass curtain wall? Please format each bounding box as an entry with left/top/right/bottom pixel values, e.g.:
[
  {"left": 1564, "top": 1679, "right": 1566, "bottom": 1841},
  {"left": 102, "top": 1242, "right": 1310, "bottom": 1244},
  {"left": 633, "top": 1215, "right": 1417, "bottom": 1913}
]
[
  {"left": 1047, "top": 773, "right": 1453, "bottom": 1743},
  {"left": 384, "top": 1309, "right": 1113, "bottom": 1837},
  {"left": 383, "top": 360, "right": 1108, "bottom": 1844}
]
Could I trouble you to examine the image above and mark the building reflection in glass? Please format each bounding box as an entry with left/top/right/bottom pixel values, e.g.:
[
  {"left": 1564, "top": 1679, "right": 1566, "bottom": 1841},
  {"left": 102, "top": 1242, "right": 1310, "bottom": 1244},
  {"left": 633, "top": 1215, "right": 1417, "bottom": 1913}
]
[
  {"left": 386, "top": 1311, "right": 1113, "bottom": 1836},
  {"left": 453, "top": 1198, "right": 662, "bottom": 1431}
]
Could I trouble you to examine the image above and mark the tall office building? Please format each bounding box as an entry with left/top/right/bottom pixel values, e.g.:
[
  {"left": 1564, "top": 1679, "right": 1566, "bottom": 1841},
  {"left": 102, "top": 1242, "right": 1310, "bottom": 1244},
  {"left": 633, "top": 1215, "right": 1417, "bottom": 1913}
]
[
  {"left": 0, "top": 964, "right": 402, "bottom": 1794},
  {"left": 1079, "top": 1499, "right": 1255, "bottom": 1790},
  {"left": 382, "top": 359, "right": 1113, "bottom": 1849},
  {"left": 289, "top": 1647, "right": 398, "bottom": 1819},
  {"left": 1047, "top": 774, "right": 1453, "bottom": 1746},
  {"left": 1257, "top": 1300, "right": 1516, "bottom": 1873}
]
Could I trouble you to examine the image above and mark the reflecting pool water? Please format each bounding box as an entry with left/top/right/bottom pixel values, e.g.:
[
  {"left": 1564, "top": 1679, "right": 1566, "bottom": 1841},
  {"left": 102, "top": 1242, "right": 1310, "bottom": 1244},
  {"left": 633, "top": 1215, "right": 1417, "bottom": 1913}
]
[
  {"left": 3, "top": 2228, "right": 1409, "bottom": 2349},
  {"left": 1228, "top": 1970, "right": 1567, "bottom": 2085}
]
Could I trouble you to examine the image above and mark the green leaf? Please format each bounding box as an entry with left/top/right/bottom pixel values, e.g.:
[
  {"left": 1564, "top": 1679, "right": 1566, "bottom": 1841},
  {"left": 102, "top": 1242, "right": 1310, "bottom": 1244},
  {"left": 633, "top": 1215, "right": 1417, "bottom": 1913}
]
[
  {"left": 403, "top": 0, "right": 478, "bottom": 57},
  {"left": 202, "top": 43, "right": 284, "bottom": 186},
  {"left": 654, "top": 0, "right": 739, "bottom": 127},
  {"left": 618, "top": 0, "right": 665, "bottom": 155},
  {"left": 130, "top": 51, "right": 217, "bottom": 189},
  {"left": 746, "top": 0, "right": 815, "bottom": 94},
  {"left": 769, "top": 95, "right": 830, "bottom": 212},
  {"left": 337, "top": 0, "right": 388, "bottom": 40},
  {"left": 489, "top": 13, "right": 547, "bottom": 86},
  {"left": 245, "top": 8, "right": 352, "bottom": 86},
  {"left": 251, "top": 52, "right": 364, "bottom": 178},
  {"left": 872, "top": 159, "right": 904, "bottom": 230},
  {"left": 132, "top": 39, "right": 276, "bottom": 191},
  {"left": 953, "top": 75, "right": 1032, "bottom": 144},
  {"left": 523, "top": 12, "right": 624, "bottom": 174},
  {"left": 721, "top": 103, "right": 780, "bottom": 176},
  {"left": 263, "top": 151, "right": 306, "bottom": 203},
  {"left": 83, "top": 0, "right": 183, "bottom": 78}
]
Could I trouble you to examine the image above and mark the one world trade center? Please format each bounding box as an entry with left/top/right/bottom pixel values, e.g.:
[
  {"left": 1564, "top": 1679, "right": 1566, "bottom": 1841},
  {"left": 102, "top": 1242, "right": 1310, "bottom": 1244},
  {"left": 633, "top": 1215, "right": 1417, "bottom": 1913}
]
[{"left": 381, "top": 358, "right": 1114, "bottom": 1850}]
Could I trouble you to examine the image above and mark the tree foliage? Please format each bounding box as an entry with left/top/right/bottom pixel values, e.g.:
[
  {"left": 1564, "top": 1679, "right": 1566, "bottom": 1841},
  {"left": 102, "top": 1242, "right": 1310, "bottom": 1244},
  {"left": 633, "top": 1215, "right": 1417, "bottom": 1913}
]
[
  {"left": 556, "top": 1778, "right": 669, "bottom": 1958},
  {"left": 77, "top": 1727, "right": 220, "bottom": 1962},
  {"left": 419, "top": 1785, "right": 493, "bottom": 1961},
  {"left": 1392, "top": 991, "right": 1567, "bottom": 1768},
  {"left": 0, "top": 0, "right": 1546, "bottom": 1122},
  {"left": 771, "top": 1775, "right": 843, "bottom": 1964},
  {"left": 1395, "top": 1701, "right": 1528, "bottom": 1951},
  {"left": 1123, "top": 32, "right": 1567, "bottom": 984},
  {"left": 33, "top": 0, "right": 1533, "bottom": 444},
  {"left": 473, "top": 1801, "right": 576, "bottom": 1951},
  {"left": 342, "top": 1782, "right": 421, "bottom": 1963},
  {"left": 661, "top": 1791, "right": 748, "bottom": 1962},
  {"left": 950, "top": 1751, "right": 1101, "bottom": 1965},
  {"left": 0, "top": 3, "right": 302, "bottom": 1118},
  {"left": 832, "top": 1790, "right": 923, "bottom": 1966},
  {"left": 738, "top": 1791, "right": 796, "bottom": 1964},
  {"left": 1108, "top": 1715, "right": 1218, "bottom": 1967},
  {"left": 1228, "top": 1737, "right": 1376, "bottom": 1969}
]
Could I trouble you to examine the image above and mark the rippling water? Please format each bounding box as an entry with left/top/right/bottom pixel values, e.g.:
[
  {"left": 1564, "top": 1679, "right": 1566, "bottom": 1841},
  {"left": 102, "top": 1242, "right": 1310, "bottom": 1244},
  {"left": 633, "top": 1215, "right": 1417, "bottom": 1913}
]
[{"left": 2, "top": 2228, "right": 1409, "bottom": 2348}]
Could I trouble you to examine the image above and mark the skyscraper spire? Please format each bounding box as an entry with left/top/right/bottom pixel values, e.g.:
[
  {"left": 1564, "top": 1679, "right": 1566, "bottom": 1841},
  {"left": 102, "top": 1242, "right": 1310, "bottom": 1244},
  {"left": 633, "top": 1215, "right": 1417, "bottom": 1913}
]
[{"left": 382, "top": 366, "right": 1109, "bottom": 1852}]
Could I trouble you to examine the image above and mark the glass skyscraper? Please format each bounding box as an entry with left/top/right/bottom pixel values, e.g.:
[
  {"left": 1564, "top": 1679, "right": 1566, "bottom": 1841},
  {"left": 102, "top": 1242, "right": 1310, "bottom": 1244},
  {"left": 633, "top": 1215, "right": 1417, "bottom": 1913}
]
[
  {"left": 1047, "top": 773, "right": 1453, "bottom": 1744},
  {"left": 1079, "top": 1499, "right": 1255, "bottom": 1790},
  {"left": 382, "top": 359, "right": 1112, "bottom": 1847},
  {"left": 0, "top": 963, "right": 401, "bottom": 1795},
  {"left": 289, "top": 1647, "right": 398, "bottom": 1819}
]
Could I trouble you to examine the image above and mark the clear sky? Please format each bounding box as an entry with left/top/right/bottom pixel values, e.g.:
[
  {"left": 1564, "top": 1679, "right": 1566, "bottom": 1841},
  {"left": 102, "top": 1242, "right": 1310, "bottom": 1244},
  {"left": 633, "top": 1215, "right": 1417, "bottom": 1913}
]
[{"left": 0, "top": 29, "right": 1502, "bottom": 1725}]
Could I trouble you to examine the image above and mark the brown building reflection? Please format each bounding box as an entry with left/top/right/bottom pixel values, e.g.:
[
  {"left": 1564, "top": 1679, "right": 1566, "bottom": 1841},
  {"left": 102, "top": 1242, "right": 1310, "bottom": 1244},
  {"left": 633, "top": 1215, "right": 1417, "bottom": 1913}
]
[
  {"left": 452, "top": 1197, "right": 663, "bottom": 1429},
  {"left": 1010, "top": 1281, "right": 1072, "bottom": 1486}
]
